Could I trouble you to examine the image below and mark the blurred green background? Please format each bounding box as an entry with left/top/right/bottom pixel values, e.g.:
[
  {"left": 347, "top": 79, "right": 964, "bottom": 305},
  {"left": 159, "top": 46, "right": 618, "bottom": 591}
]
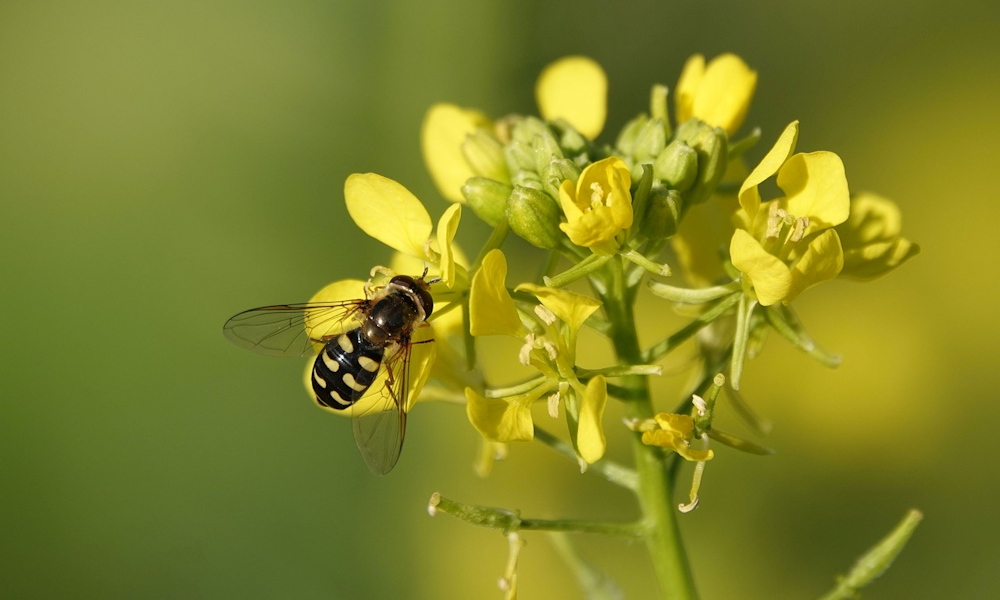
[{"left": 2, "top": 1, "right": 998, "bottom": 598}]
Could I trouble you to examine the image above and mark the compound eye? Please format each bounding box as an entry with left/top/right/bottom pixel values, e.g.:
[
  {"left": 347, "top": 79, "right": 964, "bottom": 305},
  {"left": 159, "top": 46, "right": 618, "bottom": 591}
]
[{"left": 389, "top": 275, "right": 415, "bottom": 287}]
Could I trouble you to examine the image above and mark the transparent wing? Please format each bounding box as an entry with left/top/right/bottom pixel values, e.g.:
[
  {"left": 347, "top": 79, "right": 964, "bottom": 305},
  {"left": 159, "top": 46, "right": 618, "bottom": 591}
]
[
  {"left": 223, "top": 301, "right": 368, "bottom": 357},
  {"left": 351, "top": 342, "right": 411, "bottom": 475}
]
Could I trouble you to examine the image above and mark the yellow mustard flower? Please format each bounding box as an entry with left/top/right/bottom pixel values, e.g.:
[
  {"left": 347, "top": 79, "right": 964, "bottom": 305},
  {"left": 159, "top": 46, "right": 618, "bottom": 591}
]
[
  {"left": 640, "top": 413, "right": 714, "bottom": 462},
  {"left": 675, "top": 53, "right": 757, "bottom": 136},
  {"left": 344, "top": 172, "right": 466, "bottom": 289},
  {"left": 559, "top": 156, "right": 633, "bottom": 254},
  {"left": 729, "top": 121, "right": 850, "bottom": 305},
  {"left": 467, "top": 250, "right": 608, "bottom": 462},
  {"left": 835, "top": 192, "right": 921, "bottom": 280},
  {"left": 535, "top": 55, "right": 607, "bottom": 140},
  {"left": 421, "top": 104, "right": 493, "bottom": 203}
]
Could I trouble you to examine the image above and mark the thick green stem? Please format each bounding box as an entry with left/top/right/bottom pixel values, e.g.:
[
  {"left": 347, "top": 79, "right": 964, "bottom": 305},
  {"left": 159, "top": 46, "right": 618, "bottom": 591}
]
[{"left": 601, "top": 263, "right": 698, "bottom": 600}]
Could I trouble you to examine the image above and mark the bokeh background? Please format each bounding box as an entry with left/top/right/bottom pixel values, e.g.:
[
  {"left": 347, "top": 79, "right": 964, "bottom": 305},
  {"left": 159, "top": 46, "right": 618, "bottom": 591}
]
[{"left": 2, "top": 1, "right": 998, "bottom": 598}]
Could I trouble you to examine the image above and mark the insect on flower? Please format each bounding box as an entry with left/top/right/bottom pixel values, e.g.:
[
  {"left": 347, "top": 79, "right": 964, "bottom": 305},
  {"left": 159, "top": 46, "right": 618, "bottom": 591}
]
[{"left": 223, "top": 272, "right": 436, "bottom": 474}]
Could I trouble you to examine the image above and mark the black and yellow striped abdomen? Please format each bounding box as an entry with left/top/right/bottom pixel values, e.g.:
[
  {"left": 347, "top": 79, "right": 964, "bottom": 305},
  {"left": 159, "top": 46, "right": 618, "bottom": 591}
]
[{"left": 311, "top": 328, "right": 384, "bottom": 410}]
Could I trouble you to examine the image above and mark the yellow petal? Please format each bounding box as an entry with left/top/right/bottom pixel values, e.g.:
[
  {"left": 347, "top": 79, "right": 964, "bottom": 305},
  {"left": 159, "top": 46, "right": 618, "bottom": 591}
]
[
  {"left": 345, "top": 173, "right": 432, "bottom": 258},
  {"left": 535, "top": 56, "right": 607, "bottom": 139},
  {"left": 691, "top": 53, "right": 757, "bottom": 136},
  {"left": 841, "top": 239, "right": 921, "bottom": 281},
  {"left": 576, "top": 376, "right": 608, "bottom": 464},
  {"left": 465, "top": 388, "right": 534, "bottom": 442},
  {"left": 778, "top": 151, "right": 850, "bottom": 231},
  {"left": 738, "top": 121, "right": 799, "bottom": 221},
  {"left": 730, "top": 229, "right": 792, "bottom": 306},
  {"left": 559, "top": 206, "right": 621, "bottom": 251},
  {"left": 469, "top": 249, "right": 523, "bottom": 337},
  {"left": 837, "top": 192, "right": 904, "bottom": 248},
  {"left": 436, "top": 204, "right": 462, "bottom": 288},
  {"left": 787, "top": 229, "right": 844, "bottom": 301},
  {"left": 305, "top": 279, "right": 367, "bottom": 346},
  {"left": 674, "top": 54, "right": 705, "bottom": 124},
  {"left": 421, "top": 103, "right": 492, "bottom": 202},
  {"left": 606, "top": 158, "right": 634, "bottom": 228},
  {"left": 514, "top": 283, "right": 601, "bottom": 334}
]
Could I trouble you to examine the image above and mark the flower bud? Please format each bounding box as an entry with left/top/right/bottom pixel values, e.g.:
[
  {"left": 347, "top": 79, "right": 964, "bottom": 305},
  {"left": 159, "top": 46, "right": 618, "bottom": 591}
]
[
  {"left": 633, "top": 118, "right": 667, "bottom": 162},
  {"left": 510, "top": 116, "right": 552, "bottom": 146},
  {"left": 531, "top": 128, "right": 564, "bottom": 174},
  {"left": 506, "top": 186, "right": 563, "bottom": 249},
  {"left": 461, "top": 130, "right": 510, "bottom": 183},
  {"left": 639, "top": 188, "right": 682, "bottom": 241},
  {"left": 674, "top": 119, "right": 728, "bottom": 205},
  {"left": 462, "top": 177, "right": 513, "bottom": 227},
  {"left": 504, "top": 140, "right": 536, "bottom": 174},
  {"left": 654, "top": 140, "right": 698, "bottom": 192},
  {"left": 615, "top": 114, "right": 648, "bottom": 156},
  {"left": 541, "top": 158, "right": 581, "bottom": 199}
]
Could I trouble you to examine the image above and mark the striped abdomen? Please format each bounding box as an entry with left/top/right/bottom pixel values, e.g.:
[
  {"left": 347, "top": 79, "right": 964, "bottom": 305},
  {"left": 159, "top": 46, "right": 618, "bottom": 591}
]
[{"left": 311, "top": 328, "right": 384, "bottom": 410}]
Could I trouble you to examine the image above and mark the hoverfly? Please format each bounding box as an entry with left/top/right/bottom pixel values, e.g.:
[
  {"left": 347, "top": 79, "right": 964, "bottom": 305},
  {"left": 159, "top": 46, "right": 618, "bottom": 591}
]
[{"left": 223, "top": 273, "right": 435, "bottom": 474}]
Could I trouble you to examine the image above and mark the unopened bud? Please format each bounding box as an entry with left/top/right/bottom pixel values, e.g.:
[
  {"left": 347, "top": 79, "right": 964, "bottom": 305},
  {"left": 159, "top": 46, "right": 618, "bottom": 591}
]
[
  {"left": 506, "top": 186, "right": 563, "bottom": 249},
  {"left": 633, "top": 118, "right": 667, "bottom": 162},
  {"left": 531, "top": 128, "right": 564, "bottom": 174},
  {"left": 504, "top": 140, "right": 535, "bottom": 174},
  {"left": 461, "top": 130, "right": 510, "bottom": 183},
  {"left": 462, "top": 177, "right": 512, "bottom": 227},
  {"left": 654, "top": 140, "right": 698, "bottom": 192},
  {"left": 639, "top": 189, "right": 682, "bottom": 241},
  {"left": 541, "top": 158, "right": 581, "bottom": 199},
  {"left": 615, "top": 115, "right": 648, "bottom": 156},
  {"left": 674, "top": 119, "right": 728, "bottom": 205}
]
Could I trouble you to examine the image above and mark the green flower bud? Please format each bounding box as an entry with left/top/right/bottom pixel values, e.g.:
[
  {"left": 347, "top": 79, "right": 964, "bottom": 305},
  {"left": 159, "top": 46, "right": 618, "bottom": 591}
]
[
  {"left": 654, "top": 140, "right": 698, "bottom": 192},
  {"left": 504, "top": 140, "right": 536, "bottom": 175},
  {"left": 506, "top": 185, "right": 563, "bottom": 249},
  {"left": 461, "top": 130, "right": 510, "bottom": 184},
  {"left": 633, "top": 118, "right": 667, "bottom": 162},
  {"left": 510, "top": 116, "right": 551, "bottom": 146},
  {"left": 639, "top": 188, "right": 682, "bottom": 242},
  {"left": 541, "top": 158, "right": 581, "bottom": 199},
  {"left": 461, "top": 177, "right": 513, "bottom": 227},
  {"left": 615, "top": 114, "right": 648, "bottom": 156},
  {"left": 674, "top": 119, "right": 728, "bottom": 205},
  {"left": 532, "top": 128, "right": 564, "bottom": 175}
]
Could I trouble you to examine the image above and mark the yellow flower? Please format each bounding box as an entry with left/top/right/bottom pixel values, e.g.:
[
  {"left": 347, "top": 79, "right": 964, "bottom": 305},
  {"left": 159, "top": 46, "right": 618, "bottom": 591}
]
[
  {"left": 675, "top": 53, "right": 757, "bottom": 136},
  {"left": 640, "top": 413, "right": 714, "bottom": 462},
  {"left": 535, "top": 56, "right": 607, "bottom": 140},
  {"left": 467, "top": 251, "right": 608, "bottom": 462},
  {"left": 559, "top": 157, "right": 633, "bottom": 254},
  {"left": 421, "top": 104, "right": 493, "bottom": 203},
  {"left": 344, "top": 172, "right": 466, "bottom": 289},
  {"left": 466, "top": 387, "right": 537, "bottom": 443},
  {"left": 836, "top": 192, "right": 920, "bottom": 280},
  {"left": 729, "top": 122, "right": 849, "bottom": 305}
]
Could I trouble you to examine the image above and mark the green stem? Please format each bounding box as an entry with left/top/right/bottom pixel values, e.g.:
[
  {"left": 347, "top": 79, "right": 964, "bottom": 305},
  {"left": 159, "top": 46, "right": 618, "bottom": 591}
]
[
  {"left": 428, "top": 493, "right": 644, "bottom": 537},
  {"left": 643, "top": 292, "right": 741, "bottom": 364},
  {"left": 600, "top": 259, "right": 698, "bottom": 600}
]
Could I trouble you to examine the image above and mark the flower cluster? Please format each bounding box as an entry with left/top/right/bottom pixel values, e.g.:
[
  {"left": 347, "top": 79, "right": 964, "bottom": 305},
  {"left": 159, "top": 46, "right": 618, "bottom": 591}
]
[
  {"left": 296, "top": 51, "right": 922, "bottom": 599},
  {"left": 312, "top": 51, "right": 918, "bottom": 484}
]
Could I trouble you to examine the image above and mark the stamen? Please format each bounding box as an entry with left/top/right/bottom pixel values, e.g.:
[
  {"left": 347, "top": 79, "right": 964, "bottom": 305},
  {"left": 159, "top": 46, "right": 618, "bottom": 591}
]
[
  {"left": 589, "top": 182, "right": 606, "bottom": 208},
  {"left": 692, "top": 394, "right": 707, "bottom": 416},
  {"left": 518, "top": 334, "right": 535, "bottom": 366},
  {"left": 789, "top": 216, "right": 809, "bottom": 242},
  {"left": 547, "top": 392, "right": 560, "bottom": 418},
  {"left": 534, "top": 304, "right": 557, "bottom": 326}
]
